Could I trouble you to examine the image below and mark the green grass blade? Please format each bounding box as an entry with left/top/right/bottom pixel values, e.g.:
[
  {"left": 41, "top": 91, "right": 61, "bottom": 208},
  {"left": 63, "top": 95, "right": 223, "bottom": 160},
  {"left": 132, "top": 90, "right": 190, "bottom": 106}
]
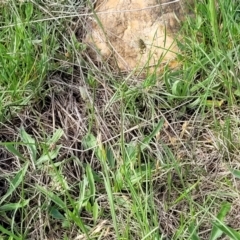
[
  {"left": 208, "top": 0, "right": 220, "bottom": 48},
  {"left": 212, "top": 221, "right": 240, "bottom": 240},
  {"left": 215, "top": 202, "right": 231, "bottom": 220},
  {"left": 0, "top": 163, "right": 29, "bottom": 205},
  {"left": 36, "top": 185, "right": 66, "bottom": 209},
  {"left": 141, "top": 118, "right": 164, "bottom": 150},
  {"left": 86, "top": 164, "right": 96, "bottom": 202},
  {"left": 188, "top": 221, "right": 200, "bottom": 240},
  {"left": 47, "top": 128, "right": 64, "bottom": 144},
  {"left": 36, "top": 185, "right": 89, "bottom": 237},
  {"left": 102, "top": 172, "right": 119, "bottom": 238},
  {"left": 210, "top": 202, "right": 231, "bottom": 240},
  {"left": 20, "top": 127, "right": 37, "bottom": 165},
  {"left": 141, "top": 227, "right": 159, "bottom": 240},
  {"left": 0, "top": 199, "right": 30, "bottom": 212},
  {"left": 36, "top": 145, "right": 61, "bottom": 165},
  {"left": 5, "top": 144, "right": 26, "bottom": 162},
  {"left": 49, "top": 206, "right": 66, "bottom": 220},
  {"left": 0, "top": 225, "right": 21, "bottom": 240},
  {"left": 82, "top": 133, "right": 120, "bottom": 238}
]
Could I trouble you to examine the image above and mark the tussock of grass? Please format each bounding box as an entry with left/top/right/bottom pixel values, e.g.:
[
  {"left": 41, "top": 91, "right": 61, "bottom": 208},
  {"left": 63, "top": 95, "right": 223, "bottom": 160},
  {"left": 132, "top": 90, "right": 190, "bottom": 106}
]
[{"left": 0, "top": 0, "right": 240, "bottom": 239}]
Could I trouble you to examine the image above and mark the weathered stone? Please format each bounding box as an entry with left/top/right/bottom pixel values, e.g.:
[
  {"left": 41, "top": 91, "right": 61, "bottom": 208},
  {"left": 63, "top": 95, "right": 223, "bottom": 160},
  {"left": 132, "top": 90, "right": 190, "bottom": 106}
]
[{"left": 85, "top": 0, "right": 194, "bottom": 74}]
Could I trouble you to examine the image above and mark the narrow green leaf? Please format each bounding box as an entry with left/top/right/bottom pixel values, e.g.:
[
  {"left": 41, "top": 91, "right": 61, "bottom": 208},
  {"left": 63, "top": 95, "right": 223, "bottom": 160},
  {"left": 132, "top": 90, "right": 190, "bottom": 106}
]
[
  {"left": 0, "top": 163, "right": 29, "bottom": 204},
  {"left": 210, "top": 202, "right": 231, "bottom": 240},
  {"left": 82, "top": 133, "right": 107, "bottom": 162},
  {"left": 85, "top": 201, "right": 92, "bottom": 213},
  {"left": 37, "top": 145, "right": 61, "bottom": 165},
  {"left": 208, "top": 0, "right": 220, "bottom": 49},
  {"left": 36, "top": 185, "right": 66, "bottom": 210},
  {"left": 173, "top": 181, "right": 199, "bottom": 205},
  {"left": 141, "top": 119, "right": 164, "bottom": 150},
  {"left": 67, "top": 210, "right": 89, "bottom": 236},
  {"left": 0, "top": 199, "right": 29, "bottom": 212},
  {"left": 187, "top": 97, "right": 201, "bottom": 109},
  {"left": 49, "top": 206, "right": 66, "bottom": 220},
  {"left": 212, "top": 221, "right": 240, "bottom": 240},
  {"left": 0, "top": 224, "right": 21, "bottom": 240},
  {"left": 86, "top": 164, "right": 95, "bottom": 202},
  {"left": 188, "top": 221, "right": 200, "bottom": 240},
  {"left": 5, "top": 144, "right": 26, "bottom": 161},
  {"left": 92, "top": 201, "right": 99, "bottom": 223},
  {"left": 125, "top": 142, "right": 138, "bottom": 162},
  {"left": 20, "top": 127, "right": 37, "bottom": 163},
  {"left": 102, "top": 173, "right": 119, "bottom": 238},
  {"left": 216, "top": 202, "right": 231, "bottom": 220},
  {"left": 47, "top": 129, "right": 64, "bottom": 144},
  {"left": 106, "top": 147, "right": 115, "bottom": 168},
  {"left": 172, "top": 80, "right": 182, "bottom": 96},
  {"left": 25, "top": 3, "right": 33, "bottom": 21},
  {"left": 114, "top": 170, "right": 124, "bottom": 191},
  {"left": 76, "top": 176, "right": 88, "bottom": 211}
]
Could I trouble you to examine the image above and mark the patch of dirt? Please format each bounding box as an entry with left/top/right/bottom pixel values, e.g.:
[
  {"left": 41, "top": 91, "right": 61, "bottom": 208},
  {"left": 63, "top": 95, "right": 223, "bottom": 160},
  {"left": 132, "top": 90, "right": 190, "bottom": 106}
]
[{"left": 84, "top": 0, "right": 194, "bottom": 74}]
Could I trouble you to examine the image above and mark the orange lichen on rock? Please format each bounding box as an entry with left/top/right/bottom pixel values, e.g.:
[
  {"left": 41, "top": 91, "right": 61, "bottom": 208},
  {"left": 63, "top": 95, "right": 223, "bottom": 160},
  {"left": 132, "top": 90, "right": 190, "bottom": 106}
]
[{"left": 85, "top": 0, "right": 194, "bottom": 74}]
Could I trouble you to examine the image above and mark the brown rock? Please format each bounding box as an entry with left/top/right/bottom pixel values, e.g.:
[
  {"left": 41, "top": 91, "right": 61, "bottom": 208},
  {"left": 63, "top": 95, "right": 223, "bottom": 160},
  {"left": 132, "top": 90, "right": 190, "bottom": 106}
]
[{"left": 85, "top": 0, "right": 194, "bottom": 74}]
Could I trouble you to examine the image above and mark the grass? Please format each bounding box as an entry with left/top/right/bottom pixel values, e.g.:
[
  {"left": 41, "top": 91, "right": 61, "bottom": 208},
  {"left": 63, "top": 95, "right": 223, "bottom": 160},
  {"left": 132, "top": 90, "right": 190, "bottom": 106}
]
[{"left": 0, "top": 0, "right": 240, "bottom": 239}]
